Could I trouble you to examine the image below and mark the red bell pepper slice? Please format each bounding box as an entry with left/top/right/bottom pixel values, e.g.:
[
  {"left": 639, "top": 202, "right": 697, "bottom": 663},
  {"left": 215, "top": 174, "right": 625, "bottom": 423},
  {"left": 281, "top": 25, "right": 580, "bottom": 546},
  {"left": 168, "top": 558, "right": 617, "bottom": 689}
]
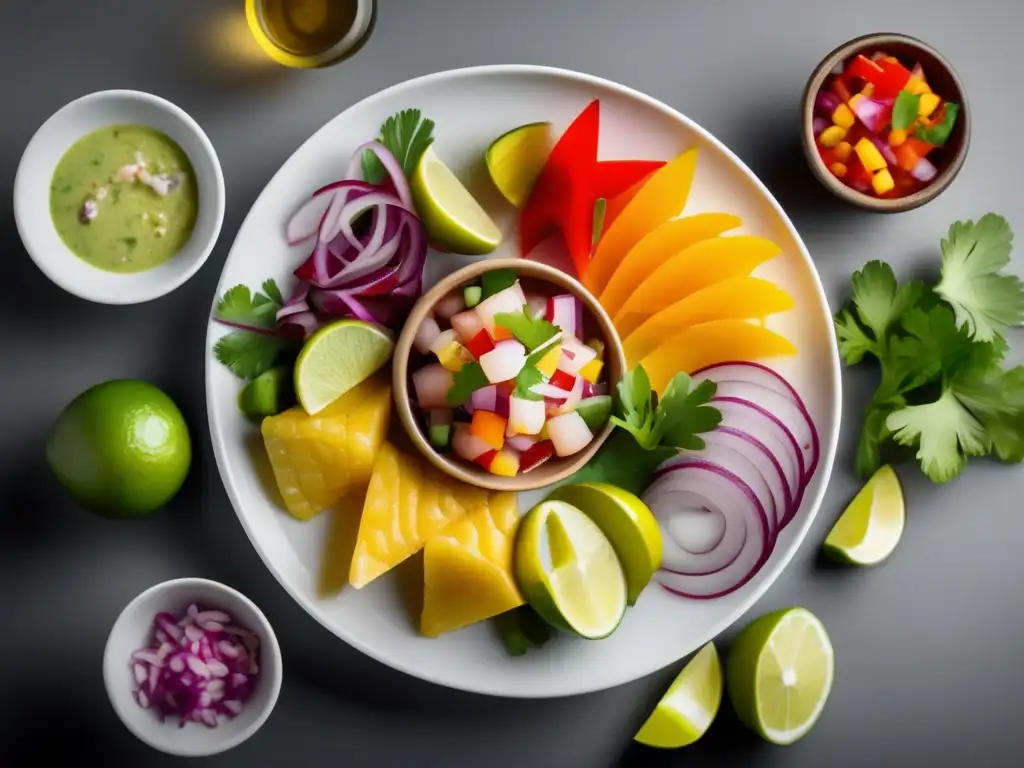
[
  {"left": 592, "top": 160, "right": 664, "bottom": 200},
  {"left": 520, "top": 440, "right": 555, "bottom": 473},
  {"left": 520, "top": 100, "right": 600, "bottom": 277},
  {"left": 873, "top": 59, "right": 912, "bottom": 99},
  {"left": 845, "top": 54, "right": 884, "bottom": 84},
  {"left": 473, "top": 449, "right": 498, "bottom": 470},
  {"left": 549, "top": 369, "right": 577, "bottom": 391},
  {"left": 465, "top": 329, "right": 495, "bottom": 360}
]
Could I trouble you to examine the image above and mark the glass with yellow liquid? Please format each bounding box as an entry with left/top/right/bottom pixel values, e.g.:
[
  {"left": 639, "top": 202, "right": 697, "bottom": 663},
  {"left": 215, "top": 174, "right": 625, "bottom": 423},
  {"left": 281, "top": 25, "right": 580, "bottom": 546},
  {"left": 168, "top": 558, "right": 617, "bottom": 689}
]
[{"left": 246, "top": 0, "right": 375, "bottom": 68}]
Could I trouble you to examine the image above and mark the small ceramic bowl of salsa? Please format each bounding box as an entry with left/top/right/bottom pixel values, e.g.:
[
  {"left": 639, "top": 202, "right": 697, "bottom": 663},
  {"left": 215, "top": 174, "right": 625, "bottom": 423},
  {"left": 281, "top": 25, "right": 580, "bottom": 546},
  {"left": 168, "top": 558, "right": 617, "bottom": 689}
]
[
  {"left": 14, "top": 90, "right": 225, "bottom": 304},
  {"left": 393, "top": 259, "right": 626, "bottom": 493},
  {"left": 802, "top": 33, "right": 970, "bottom": 212}
]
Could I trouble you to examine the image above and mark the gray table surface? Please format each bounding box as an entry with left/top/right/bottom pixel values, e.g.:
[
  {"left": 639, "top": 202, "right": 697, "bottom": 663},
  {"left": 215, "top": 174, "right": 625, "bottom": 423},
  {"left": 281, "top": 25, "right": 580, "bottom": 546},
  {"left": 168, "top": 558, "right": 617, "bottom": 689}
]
[{"left": 3, "top": 0, "right": 1023, "bottom": 765}]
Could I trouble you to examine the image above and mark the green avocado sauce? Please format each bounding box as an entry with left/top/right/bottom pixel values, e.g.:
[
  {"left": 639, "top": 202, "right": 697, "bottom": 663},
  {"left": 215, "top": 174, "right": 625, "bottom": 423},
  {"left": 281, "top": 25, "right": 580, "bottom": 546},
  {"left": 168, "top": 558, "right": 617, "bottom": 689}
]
[{"left": 49, "top": 125, "right": 199, "bottom": 273}]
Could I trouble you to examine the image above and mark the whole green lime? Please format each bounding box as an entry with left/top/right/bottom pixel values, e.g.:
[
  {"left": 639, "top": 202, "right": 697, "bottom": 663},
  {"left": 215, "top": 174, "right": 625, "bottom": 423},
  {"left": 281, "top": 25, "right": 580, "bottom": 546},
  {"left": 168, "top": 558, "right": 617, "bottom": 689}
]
[{"left": 45, "top": 380, "right": 191, "bottom": 518}]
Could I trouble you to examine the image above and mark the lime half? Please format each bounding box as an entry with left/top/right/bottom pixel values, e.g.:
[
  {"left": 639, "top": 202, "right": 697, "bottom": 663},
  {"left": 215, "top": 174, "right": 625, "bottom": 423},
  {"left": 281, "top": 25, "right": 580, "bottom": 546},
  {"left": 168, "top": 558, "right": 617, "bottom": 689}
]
[
  {"left": 823, "top": 464, "right": 905, "bottom": 566},
  {"left": 411, "top": 146, "right": 502, "bottom": 255},
  {"left": 726, "top": 607, "right": 834, "bottom": 745},
  {"left": 485, "top": 122, "right": 552, "bottom": 207},
  {"left": 514, "top": 500, "right": 627, "bottom": 639},
  {"left": 635, "top": 642, "right": 722, "bottom": 748},
  {"left": 545, "top": 482, "right": 662, "bottom": 605},
  {"left": 294, "top": 319, "right": 394, "bottom": 414}
]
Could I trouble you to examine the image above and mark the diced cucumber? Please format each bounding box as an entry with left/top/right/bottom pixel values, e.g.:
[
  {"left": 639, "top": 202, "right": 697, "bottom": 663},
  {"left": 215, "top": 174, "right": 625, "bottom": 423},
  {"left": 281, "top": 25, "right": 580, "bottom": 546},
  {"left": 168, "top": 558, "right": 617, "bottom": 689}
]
[
  {"left": 480, "top": 268, "right": 518, "bottom": 299},
  {"left": 429, "top": 423, "right": 452, "bottom": 450},
  {"left": 575, "top": 394, "right": 612, "bottom": 431},
  {"left": 463, "top": 284, "right": 483, "bottom": 308},
  {"left": 238, "top": 366, "right": 294, "bottom": 418}
]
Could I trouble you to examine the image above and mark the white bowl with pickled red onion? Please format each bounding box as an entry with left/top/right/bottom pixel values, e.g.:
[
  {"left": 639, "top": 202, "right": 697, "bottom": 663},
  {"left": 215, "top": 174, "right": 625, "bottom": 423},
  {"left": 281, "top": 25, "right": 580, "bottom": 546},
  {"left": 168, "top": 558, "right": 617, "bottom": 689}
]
[{"left": 103, "top": 578, "right": 282, "bottom": 757}]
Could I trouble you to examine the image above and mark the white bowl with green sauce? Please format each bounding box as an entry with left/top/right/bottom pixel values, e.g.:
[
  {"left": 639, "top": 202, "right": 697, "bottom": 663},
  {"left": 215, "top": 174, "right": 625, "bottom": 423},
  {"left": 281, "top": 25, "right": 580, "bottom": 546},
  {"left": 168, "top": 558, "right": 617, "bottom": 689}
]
[{"left": 15, "top": 90, "right": 225, "bottom": 304}]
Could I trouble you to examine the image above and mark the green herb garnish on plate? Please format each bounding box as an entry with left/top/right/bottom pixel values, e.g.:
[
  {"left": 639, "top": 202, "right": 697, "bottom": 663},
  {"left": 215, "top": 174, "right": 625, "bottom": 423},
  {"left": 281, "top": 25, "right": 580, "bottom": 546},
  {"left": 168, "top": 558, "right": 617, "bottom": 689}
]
[
  {"left": 362, "top": 108, "right": 435, "bottom": 184},
  {"left": 213, "top": 279, "right": 295, "bottom": 380},
  {"left": 494, "top": 308, "right": 559, "bottom": 350}
]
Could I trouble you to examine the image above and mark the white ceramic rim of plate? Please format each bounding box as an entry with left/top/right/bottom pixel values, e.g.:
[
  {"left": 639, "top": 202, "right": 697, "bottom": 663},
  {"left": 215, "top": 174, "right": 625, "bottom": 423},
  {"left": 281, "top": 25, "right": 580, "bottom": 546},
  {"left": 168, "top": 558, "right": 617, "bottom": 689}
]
[
  {"left": 205, "top": 64, "right": 842, "bottom": 698},
  {"left": 102, "top": 577, "right": 283, "bottom": 757},
  {"left": 13, "top": 89, "right": 226, "bottom": 305}
]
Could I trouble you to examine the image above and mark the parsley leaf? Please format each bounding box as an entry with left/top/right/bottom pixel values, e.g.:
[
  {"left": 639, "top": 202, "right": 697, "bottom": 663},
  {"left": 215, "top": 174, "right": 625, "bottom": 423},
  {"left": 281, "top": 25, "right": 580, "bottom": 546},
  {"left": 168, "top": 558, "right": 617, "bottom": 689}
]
[
  {"left": 657, "top": 374, "right": 722, "bottom": 450},
  {"left": 914, "top": 101, "right": 960, "bottom": 146},
  {"left": 480, "top": 269, "right": 519, "bottom": 299},
  {"left": 513, "top": 365, "right": 544, "bottom": 401},
  {"left": 569, "top": 431, "right": 676, "bottom": 497},
  {"left": 494, "top": 309, "right": 559, "bottom": 351},
  {"left": 891, "top": 90, "right": 922, "bottom": 131},
  {"left": 362, "top": 109, "right": 435, "bottom": 184},
  {"left": 935, "top": 214, "right": 1024, "bottom": 341},
  {"left": 446, "top": 362, "right": 489, "bottom": 407},
  {"left": 213, "top": 281, "right": 294, "bottom": 380},
  {"left": 609, "top": 366, "right": 657, "bottom": 448}
]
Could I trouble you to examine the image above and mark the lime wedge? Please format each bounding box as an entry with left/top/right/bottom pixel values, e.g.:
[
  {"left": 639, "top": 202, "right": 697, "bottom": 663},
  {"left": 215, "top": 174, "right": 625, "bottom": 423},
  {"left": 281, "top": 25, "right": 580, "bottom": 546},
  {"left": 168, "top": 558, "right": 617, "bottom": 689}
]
[
  {"left": 294, "top": 319, "right": 394, "bottom": 414},
  {"left": 726, "top": 607, "right": 834, "bottom": 745},
  {"left": 634, "top": 642, "right": 722, "bottom": 748},
  {"left": 823, "top": 464, "right": 905, "bottom": 566},
  {"left": 485, "top": 122, "right": 552, "bottom": 207},
  {"left": 544, "top": 482, "right": 661, "bottom": 605},
  {"left": 514, "top": 500, "right": 627, "bottom": 639},
  {"left": 411, "top": 146, "right": 502, "bottom": 255}
]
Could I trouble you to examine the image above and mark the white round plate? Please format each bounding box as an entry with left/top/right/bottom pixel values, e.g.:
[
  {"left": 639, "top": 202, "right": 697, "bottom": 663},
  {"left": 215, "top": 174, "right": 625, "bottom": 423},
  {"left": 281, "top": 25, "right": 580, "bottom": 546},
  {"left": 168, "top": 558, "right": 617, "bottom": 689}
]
[{"left": 206, "top": 65, "right": 840, "bottom": 698}]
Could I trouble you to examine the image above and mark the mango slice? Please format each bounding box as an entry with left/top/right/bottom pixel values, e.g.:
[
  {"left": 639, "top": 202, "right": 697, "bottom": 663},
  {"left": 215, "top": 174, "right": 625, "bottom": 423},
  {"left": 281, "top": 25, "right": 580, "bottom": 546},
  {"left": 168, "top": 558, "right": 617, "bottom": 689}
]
[
  {"left": 639, "top": 320, "right": 797, "bottom": 394},
  {"left": 599, "top": 213, "right": 743, "bottom": 317},
  {"left": 622, "top": 277, "right": 795, "bottom": 365},
  {"left": 349, "top": 443, "right": 502, "bottom": 589},
  {"left": 613, "top": 235, "right": 782, "bottom": 337},
  {"left": 261, "top": 377, "right": 390, "bottom": 521},
  {"left": 584, "top": 148, "right": 698, "bottom": 295},
  {"left": 421, "top": 493, "right": 524, "bottom": 637}
]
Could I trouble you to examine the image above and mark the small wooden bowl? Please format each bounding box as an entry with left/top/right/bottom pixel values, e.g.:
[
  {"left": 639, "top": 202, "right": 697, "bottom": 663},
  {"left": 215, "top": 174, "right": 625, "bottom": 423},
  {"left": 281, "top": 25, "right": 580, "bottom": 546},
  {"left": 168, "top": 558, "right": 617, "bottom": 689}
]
[
  {"left": 393, "top": 259, "right": 625, "bottom": 492},
  {"left": 801, "top": 32, "right": 971, "bottom": 213}
]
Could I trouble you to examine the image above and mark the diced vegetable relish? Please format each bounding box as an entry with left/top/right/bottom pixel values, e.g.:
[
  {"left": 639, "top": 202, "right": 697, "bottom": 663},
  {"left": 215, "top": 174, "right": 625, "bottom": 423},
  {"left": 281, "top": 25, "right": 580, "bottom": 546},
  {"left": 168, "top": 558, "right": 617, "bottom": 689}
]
[
  {"left": 813, "top": 50, "right": 961, "bottom": 199},
  {"left": 409, "top": 271, "right": 611, "bottom": 476}
]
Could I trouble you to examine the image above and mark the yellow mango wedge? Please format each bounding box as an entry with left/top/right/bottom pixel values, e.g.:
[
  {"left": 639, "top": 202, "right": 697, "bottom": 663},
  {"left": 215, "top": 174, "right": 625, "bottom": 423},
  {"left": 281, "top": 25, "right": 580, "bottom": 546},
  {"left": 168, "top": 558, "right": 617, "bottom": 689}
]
[
  {"left": 261, "top": 377, "right": 391, "bottom": 521},
  {"left": 599, "top": 213, "right": 743, "bottom": 318},
  {"left": 584, "top": 148, "right": 698, "bottom": 295},
  {"left": 623, "top": 277, "right": 795, "bottom": 365},
  {"left": 613, "top": 236, "right": 782, "bottom": 337},
  {"left": 421, "top": 493, "right": 524, "bottom": 637},
  {"left": 639, "top": 320, "right": 797, "bottom": 394},
  {"left": 350, "top": 443, "right": 501, "bottom": 589}
]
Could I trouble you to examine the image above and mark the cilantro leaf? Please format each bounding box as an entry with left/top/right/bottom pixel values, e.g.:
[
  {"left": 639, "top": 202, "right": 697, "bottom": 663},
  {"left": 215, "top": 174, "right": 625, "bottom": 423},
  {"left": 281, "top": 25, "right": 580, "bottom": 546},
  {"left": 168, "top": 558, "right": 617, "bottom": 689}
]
[
  {"left": 951, "top": 365, "right": 1024, "bottom": 462},
  {"left": 891, "top": 90, "right": 922, "bottom": 131},
  {"left": 855, "top": 401, "right": 900, "bottom": 478},
  {"left": 656, "top": 374, "right": 721, "bottom": 450},
  {"left": 850, "top": 261, "right": 924, "bottom": 342},
  {"left": 214, "top": 283, "right": 281, "bottom": 330},
  {"left": 362, "top": 109, "right": 435, "bottom": 184},
  {"left": 480, "top": 269, "right": 518, "bottom": 299},
  {"left": 513, "top": 365, "right": 544, "bottom": 401},
  {"left": 494, "top": 607, "right": 552, "bottom": 657},
  {"left": 834, "top": 308, "right": 878, "bottom": 366},
  {"left": 569, "top": 431, "right": 676, "bottom": 496},
  {"left": 914, "top": 101, "right": 960, "bottom": 146},
  {"left": 610, "top": 366, "right": 657, "bottom": 448},
  {"left": 214, "top": 332, "right": 289, "bottom": 381},
  {"left": 262, "top": 279, "right": 283, "bottom": 306},
  {"left": 935, "top": 214, "right": 1024, "bottom": 341},
  {"left": 446, "top": 362, "right": 489, "bottom": 407},
  {"left": 494, "top": 309, "right": 559, "bottom": 351},
  {"left": 886, "top": 388, "right": 990, "bottom": 482}
]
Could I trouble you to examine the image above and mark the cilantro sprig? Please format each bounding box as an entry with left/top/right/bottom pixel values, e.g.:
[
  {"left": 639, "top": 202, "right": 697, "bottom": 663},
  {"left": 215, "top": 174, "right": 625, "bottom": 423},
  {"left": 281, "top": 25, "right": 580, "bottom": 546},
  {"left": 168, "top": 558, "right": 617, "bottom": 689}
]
[
  {"left": 835, "top": 214, "right": 1024, "bottom": 482},
  {"left": 213, "top": 280, "right": 296, "bottom": 380},
  {"left": 494, "top": 309, "right": 560, "bottom": 351},
  {"left": 570, "top": 365, "right": 721, "bottom": 495},
  {"left": 362, "top": 109, "right": 435, "bottom": 184}
]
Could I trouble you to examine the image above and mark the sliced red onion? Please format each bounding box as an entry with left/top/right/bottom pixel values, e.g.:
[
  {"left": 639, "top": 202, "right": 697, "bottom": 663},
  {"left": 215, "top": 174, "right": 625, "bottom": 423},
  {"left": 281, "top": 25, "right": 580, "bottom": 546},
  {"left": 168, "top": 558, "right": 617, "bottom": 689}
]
[
  {"left": 507, "top": 433, "right": 539, "bottom": 451},
  {"left": 129, "top": 605, "right": 259, "bottom": 728},
  {"left": 814, "top": 90, "right": 842, "bottom": 117},
  {"left": 345, "top": 141, "right": 413, "bottom": 211},
  {"left": 868, "top": 134, "right": 898, "bottom": 166},
  {"left": 813, "top": 116, "right": 829, "bottom": 136},
  {"left": 546, "top": 294, "right": 582, "bottom": 339},
  {"left": 644, "top": 460, "right": 772, "bottom": 599},
  {"left": 452, "top": 423, "right": 490, "bottom": 462},
  {"left": 435, "top": 291, "right": 466, "bottom": 319},
  {"left": 581, "top": 380, "right": 597, "bottom": 399},
  {"left": 471, "top": 385, "right": 498, "bottom": 413},
  {"left": 413, "top": 315, "right": 441, "bottom": 355},
  {"left": 285, "top": 180, "right": 373, "bottom": 245},
  {"left": 849, "top": 95, "right": 888, "bottom": 132},
  {"left": 910, "top": 157, "right": 938, "bottom": 182}
]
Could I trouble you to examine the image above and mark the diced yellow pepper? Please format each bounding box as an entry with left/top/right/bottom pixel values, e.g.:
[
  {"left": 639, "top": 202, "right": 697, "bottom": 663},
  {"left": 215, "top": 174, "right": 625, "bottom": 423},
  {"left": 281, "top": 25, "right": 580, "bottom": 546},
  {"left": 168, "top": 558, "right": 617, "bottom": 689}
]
[
  {"left": 535, "top": 344, "right": 561, "bottom": 378},
  {"left": 819, "top": 125, "right": 847, "bottom": 148},
  {"left": 437, "top": 341, "right": 471, "bottom": 372},
  {"left": 882, "top": 55, "right": 900, "bottom": 64},
  {"left": 848, "top": 93, "right": 865, "bottom": 111},
  {"left": 918, "top": 92, "right": 941, "bottom": 118},
  {"left": 872, "top": 168, "right": 895, "bottom": 195},
  {"left": 831, "top": 103, "right": 855, "bottom": 129},
  {"left": 860, "top": 83, "right": 875, "bottom": 98},
  {"left": 854, "top": 138, "right": 888, "bottom": 173},
  {"left": 489, "top": 448, "right": 520, "bottom": 477},
  {"left": 905, "top": 76, "right": 930, "bottom": 96},
  {"left": 830, "top": 162, "right": 848, "bottom": 178},
  {"left": 834, "top": 141, "right": 853, "bottom": 162},
  {"left": 579, "top": 357, "right": 604, "bottom": 384},
  {"left": 888, "top": 129, "right": 907, "bottom": 147}
]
